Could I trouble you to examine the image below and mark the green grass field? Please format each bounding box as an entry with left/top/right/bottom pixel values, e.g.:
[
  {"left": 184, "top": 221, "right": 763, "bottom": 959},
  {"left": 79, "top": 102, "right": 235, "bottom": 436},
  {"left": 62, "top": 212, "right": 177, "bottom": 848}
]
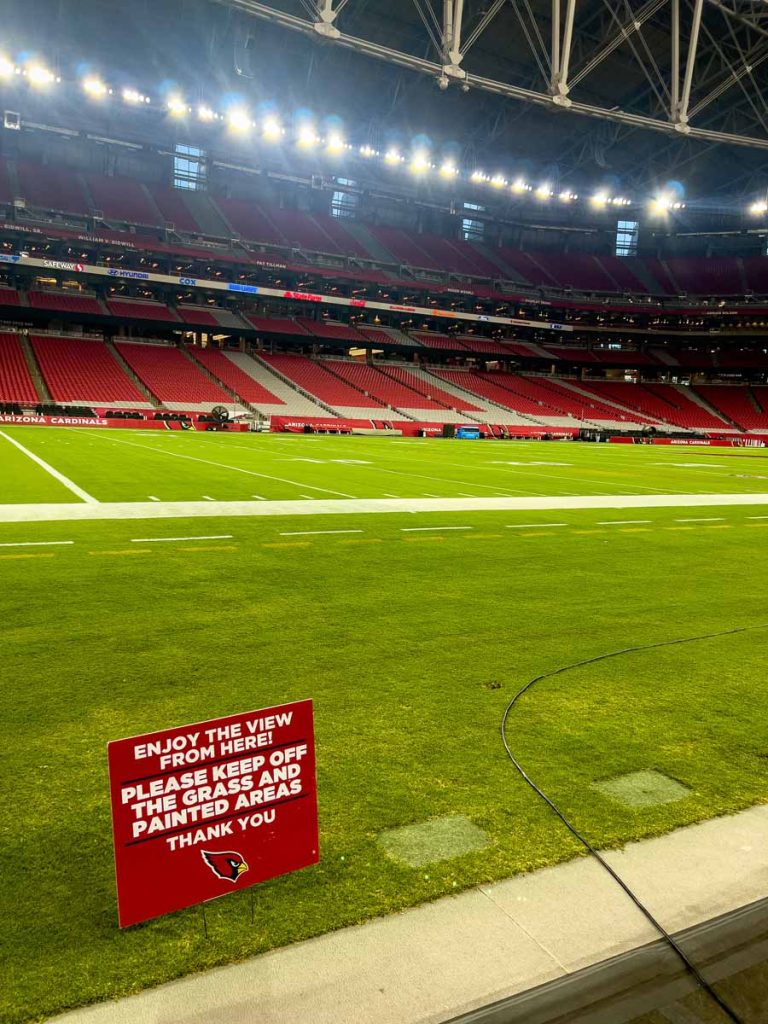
[{"left": 2, "top": 427, "right": 768, "bottom": 1023}]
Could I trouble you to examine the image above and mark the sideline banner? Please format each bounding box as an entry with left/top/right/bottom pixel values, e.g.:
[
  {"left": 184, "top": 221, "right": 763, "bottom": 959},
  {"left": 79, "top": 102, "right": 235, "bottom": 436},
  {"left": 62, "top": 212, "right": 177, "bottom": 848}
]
[
  {"left": 610, "top": 436, "right": 767, "bottom": 448},
  {"left": 108, "top": 700, "right": 318, "bottom": 928}
]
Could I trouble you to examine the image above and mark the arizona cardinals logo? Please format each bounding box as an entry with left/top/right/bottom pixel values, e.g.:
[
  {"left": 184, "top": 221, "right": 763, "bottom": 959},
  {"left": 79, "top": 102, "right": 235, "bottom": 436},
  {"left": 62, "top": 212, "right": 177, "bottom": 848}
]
[{"left": 201, "top": 850, "right": 249, "bottom": 883}]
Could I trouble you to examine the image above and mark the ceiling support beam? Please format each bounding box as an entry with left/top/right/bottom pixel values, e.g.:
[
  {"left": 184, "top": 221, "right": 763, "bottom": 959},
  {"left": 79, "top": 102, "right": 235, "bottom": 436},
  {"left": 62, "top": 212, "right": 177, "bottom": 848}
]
[
  {"left": 671, "top": 0, "right": 680, "bottom": 115},
  {"left": 214, "top": 0, "right": 768, "bottom": 151},
  {"left": 675, "top": 0, "right": 705, "bottom": 127},
  {"left": 551, "top": 0, "right": 577, "bottom": 100}
]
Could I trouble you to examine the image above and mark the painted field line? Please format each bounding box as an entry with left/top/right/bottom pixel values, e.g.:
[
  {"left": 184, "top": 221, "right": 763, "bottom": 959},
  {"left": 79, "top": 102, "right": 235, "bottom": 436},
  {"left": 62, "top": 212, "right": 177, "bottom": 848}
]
[
  {"left": 202, "top": 495, "right": 216, "bottom": 501},
  {"left": 279, "top": 529, "right": 364, "bottom": 537},
  {"left": 252, "top": 495, "right": 266, "bottom": 500},
  {"left": 131, "top": 535, "right": 234, "bottom": 543},
  {"left": 675, "top": 517, "right": 725, "bottom": 522},
  {"left": 84, "top": 432, "right": 357, "bottom": 498},
  {"left": 506, "top": 523, "right": 568, "bottom": 529},
  {"left": 148, "top": 496, "right": 160, "bottom": 502},
  {"left": 596, "top": 520, "right": 652, "bottom": 526},
  {"left": 0, "top": 429, "right": 98, "bottom": 504},
  {"left": 747, "top": 515, "right": 768, "bottom": 519},
  {"left": 400, "top": 526, "right": 473, "bottom": 532},
  {"left": 0, "top": 540, "right": 73, "bottom": 548},
  {"left": 0, "top": 552, "right": 55, "bottom": 560}
]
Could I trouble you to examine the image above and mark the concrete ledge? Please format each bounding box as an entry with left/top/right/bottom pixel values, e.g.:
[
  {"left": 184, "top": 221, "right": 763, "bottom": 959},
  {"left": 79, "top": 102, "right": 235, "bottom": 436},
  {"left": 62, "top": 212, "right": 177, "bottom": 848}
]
[{"left": 50, "top": 803, "right": 768, "bottom": 1024}]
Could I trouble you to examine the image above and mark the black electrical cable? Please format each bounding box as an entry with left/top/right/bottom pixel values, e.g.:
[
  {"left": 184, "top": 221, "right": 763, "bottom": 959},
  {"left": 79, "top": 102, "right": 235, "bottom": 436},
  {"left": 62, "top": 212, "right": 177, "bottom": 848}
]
[{"left": 500, "top": 622, "right": 768, "bottom": 1024}]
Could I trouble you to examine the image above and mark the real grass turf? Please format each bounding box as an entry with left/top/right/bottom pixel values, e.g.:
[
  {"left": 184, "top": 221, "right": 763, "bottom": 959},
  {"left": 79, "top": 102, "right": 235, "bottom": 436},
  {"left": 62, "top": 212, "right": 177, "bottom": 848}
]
[
  {"left": 4, "top": 426, "right": 768, "bottom": 503},
  {"left": 1, "top": 433, "right": 768, "bottom": 1022}
]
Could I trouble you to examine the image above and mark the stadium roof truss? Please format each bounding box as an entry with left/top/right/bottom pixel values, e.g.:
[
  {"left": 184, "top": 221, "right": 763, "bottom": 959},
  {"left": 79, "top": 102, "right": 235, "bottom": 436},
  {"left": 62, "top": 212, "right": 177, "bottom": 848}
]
[{"left": 214, "top": 0, "right": 768, "bottom": 186}]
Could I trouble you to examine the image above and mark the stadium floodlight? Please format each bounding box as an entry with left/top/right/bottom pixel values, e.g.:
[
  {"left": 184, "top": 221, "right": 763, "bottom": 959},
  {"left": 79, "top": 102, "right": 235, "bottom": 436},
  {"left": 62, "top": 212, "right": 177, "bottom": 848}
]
[
  {"left": 82, "top": 76, "right": 108, "bottom": 98},
  {"left": 359, "top": 144, "right": 376, "bottom": 157},
  {"left": 559, "top": 190, "right": 577, "bottom": 202},
  {"left": 510, "top": 178, "right": 528, "bottom": 193},
  {"left": 167, "top": 95, "right": 187, "bottom": 117},
  {"left": 262, "top": 116, "right": 282, "bottom": 140},
  {"left": 227, "top": 107, "right": 251, "bottom": 133},
  {"left": 490, "top": 174, "right": 507, "bottom": 188},
  {"left": 197, "top": 105, "right": 216, "bottom": 122},
  {"left": 535, "top": 183, "right": 553, "bottom": 199},
  {"left": 326, "top": 131, "right": 345, "bottom": 153},
  {"left": 384, "top": 148, "right": 402, "bottom": 164},
  {"left": 26, "top": 63, "right": 55, "bottom": 87},
  {"left": 590, "top": 191, "right": 609, "bottom": 207},
  {"left": 649, "top": 193, "right": 672, "bottom": 214},
  {"left": 749, "top": 200, "right": 768, "bottom": 215},
  {"left": 410, "top": 150, "right": 430, "bottom": 174},
  {"left": 0, "top": 57, "right": 16, "bottom": 79},
  {"left": 439, "top": 161, "right": 457, "bottom": 178},
  {"left": 297, "top": 124, "right": 318, "bottom": 148},
  {"left": 122, "top": 87, "right": 144, "bottom": 105},
  {"left": 470, "top": 170, "right": 486, "bottom": 182}
]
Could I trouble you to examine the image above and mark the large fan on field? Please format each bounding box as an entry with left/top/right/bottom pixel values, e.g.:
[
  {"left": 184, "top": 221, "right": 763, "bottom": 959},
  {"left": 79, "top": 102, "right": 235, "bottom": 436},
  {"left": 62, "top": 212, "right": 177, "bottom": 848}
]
[{"left": 212, "top": 406, "right": 230, "bottom": 422}]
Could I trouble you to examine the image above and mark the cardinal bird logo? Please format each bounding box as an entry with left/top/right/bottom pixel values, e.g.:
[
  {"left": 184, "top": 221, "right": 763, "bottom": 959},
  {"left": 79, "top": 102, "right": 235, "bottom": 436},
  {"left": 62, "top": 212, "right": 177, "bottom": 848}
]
[{"left": 201, "top": 850, "right": 249, "bottom": 883}]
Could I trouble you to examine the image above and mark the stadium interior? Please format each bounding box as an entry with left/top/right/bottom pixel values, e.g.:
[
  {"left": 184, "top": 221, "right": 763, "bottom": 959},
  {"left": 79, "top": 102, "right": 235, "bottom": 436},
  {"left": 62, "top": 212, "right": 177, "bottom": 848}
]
[{"left": 4, "top": 2, "right": 768, "bottom": 1024}]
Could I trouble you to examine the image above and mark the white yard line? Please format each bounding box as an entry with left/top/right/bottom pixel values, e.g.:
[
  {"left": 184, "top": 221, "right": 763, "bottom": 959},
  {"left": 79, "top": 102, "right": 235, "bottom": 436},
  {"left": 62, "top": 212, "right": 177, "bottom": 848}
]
[
  {"left": 506, "top": 523, "right": 569, "bottom": 529},
  {"left": 148, "top": 496, "right": 160, "bottom": 502},
  {"left": 202, "top": 495, "right": 216, "bottom": 501},
  {"left": 130, "top": 535, "right": 234, "bottom": 543},
  {"left": 279, "top": 529, "right": 364, "bottom": 537},
  {"left": 596, "top": 520, "right": 652, "bottom": 525},
  {"left": 0, "top": 430, "right": 98, "bottom": 504},
  {"left": 0, "top": 540, "right": 74, "bottom": 547},
  {"left": 401, "top": 526, "right": 473, "bottom": 532},
  {"left": 2, "top": 493, "right": 768, "bottom": 524},
  {"left": 80, "top": 431, "right": 356, "bottom": 498},
  {"left": 675, "top": 517, "right": 725, "bottom": 522}
]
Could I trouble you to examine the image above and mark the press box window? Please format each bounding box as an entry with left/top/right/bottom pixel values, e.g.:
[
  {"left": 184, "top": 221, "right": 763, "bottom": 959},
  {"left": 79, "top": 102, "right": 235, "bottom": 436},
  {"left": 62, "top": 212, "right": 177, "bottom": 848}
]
[{"left": 174, "top": 144, "right": 206, "bottom": 191}]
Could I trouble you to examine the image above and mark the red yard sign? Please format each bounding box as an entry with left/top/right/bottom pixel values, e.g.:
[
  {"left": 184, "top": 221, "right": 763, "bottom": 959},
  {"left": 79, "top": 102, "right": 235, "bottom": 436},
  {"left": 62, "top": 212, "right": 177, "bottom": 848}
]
[{"left": 108, "top": 700, "right": 318, "bottom": 928}]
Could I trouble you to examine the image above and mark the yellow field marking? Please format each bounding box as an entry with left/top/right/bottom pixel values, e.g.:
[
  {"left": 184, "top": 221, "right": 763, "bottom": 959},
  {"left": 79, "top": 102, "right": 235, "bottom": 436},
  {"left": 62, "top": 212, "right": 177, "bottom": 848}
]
[
  {"left": 618, "top": 528, "right": 651, "bottom": 534},
  {"left": 464, "top": 533, "right": 504, "bottom": 540},
  {"left": 572, "top": 530, "right": 607, "bottom": 536},
  {"left": 0, "top": 552, "right": 55, "bottom": 560},
  {"left": 663, "top": 526, "right": 694, "bottom": 531},
  {"left": 89, "top": 549, "right": 153, "bottom": 556},
  {"left": 702, "top": 525, "right": 732, "bottom": 530},
  {"left": 178, "top": 545, "right": 240, "bottom": 552},
  {"left": 516, "top": 531, "right": 557, "bottom": 538},
  {"left": 338, "top": 538, "right": 384, "bottom": 545},
  {"left": 745, "top": 522, "right": 768, "bottom": 527},
  {"left": 403, "top": 535, "right": 446, "bottom": 542},
  {"left": 263, "top": 542, "right": 311, "bottom": 549}
]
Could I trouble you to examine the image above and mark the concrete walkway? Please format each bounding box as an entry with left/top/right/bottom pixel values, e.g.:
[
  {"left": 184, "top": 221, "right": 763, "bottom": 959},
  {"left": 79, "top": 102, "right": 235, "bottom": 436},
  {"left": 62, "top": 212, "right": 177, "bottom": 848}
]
[
  {"left": 5, "top": 490, "right": 768, "bottom": 524},
  {"left": 51, "top": 803, "right": 768, "bottom": 1024}
]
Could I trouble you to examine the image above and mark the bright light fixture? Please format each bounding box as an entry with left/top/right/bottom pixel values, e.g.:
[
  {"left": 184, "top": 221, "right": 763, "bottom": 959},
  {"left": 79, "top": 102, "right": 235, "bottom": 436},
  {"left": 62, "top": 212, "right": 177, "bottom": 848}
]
[
  {"left": 649, "top": 193, "right": 672, "bottom": 214},
  {"left": 439, "top": 161, "right": 457, "bottom": 177},
  {"left": 262, "top": 116, "right": 282, "bottom": 140},
  {"left": 490, "top": 174, "right": 507, "bottom": 188},
  {"left": 297, "top": 124, "right": 318, "bottom": 148},
  {"left": 410, "top": 151, "right": 430, "bottom": 173},
  {"left": 559, "top": 190, "right": 577, "bottom": 202},
  {"left": 749, "top": 200, "right": 768, "bottom": 215},
  {"left": 227, "top": 107, "right": 251, "bottom": 133},
  {"left": 590, "top": 191, "right": 609, "bottom": 207},
  {"left": 0, "top": 57, "right": 16, "bottom": 79},
  {"left": 384, "top": 148, "right": 402, "bottom": 164},
  {"left": 510, "top": 179, "right": 528, "bottom": 193},
  {"left": 535, "top": 183, "right": 552, "bottom": 199},
  {"left": 82, "top": 76, "right": 107, "bottom": 98},
  {"left": 122, "top": 87, "right": 143, "bottom": 105},
  {"left": 167, "top": 95, "right": 187, "bottom": 117},
  {"left": 326, "top": 132, "right": 345, "bottom": 153},
  {"left": 198, "top": 105, "right": 216, "bottom": 122},
  {"left": 26, "top": 63, "right": 55, "bottom": 87},
  {"left": 470, "top": 170, "right": 485, "bottom": 182},
  {"left": 359, "top": 144, "right": 376, "bottom": 157}
]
